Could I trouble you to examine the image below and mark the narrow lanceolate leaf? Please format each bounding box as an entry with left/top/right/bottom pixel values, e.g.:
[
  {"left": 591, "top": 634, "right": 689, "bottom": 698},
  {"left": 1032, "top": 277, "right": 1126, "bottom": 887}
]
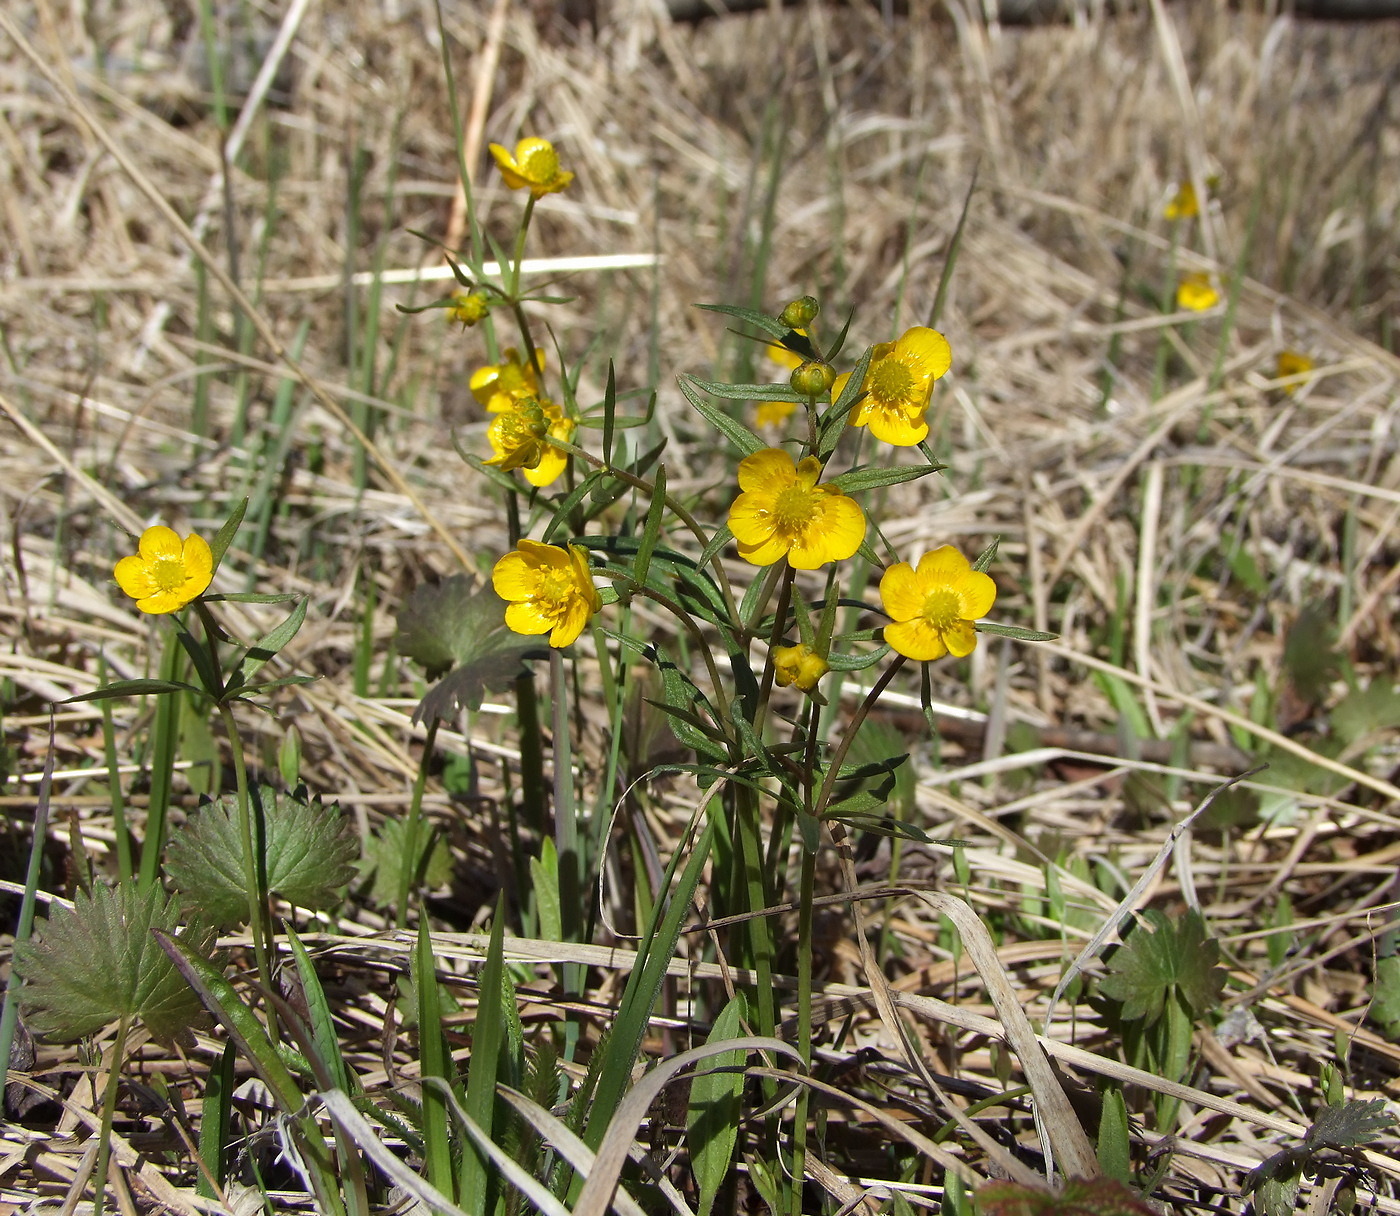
[
  {"left": 975, "top": 621, "right": 1059, "bottom": 642},
  {"left": 166, "top": 786, "right": 359, "bottom": 927},
  {"left": 686, "top": 993, "right": 748, "bottom": 1216},
  {"left": 63, "top": 679, "right": 201, "bottom": 703},
  {"left": 240, "top": 596, "right": 308, "bottom": 683},
  {"left": 694, "top": 302, "right": 790, "bottom": 339},
  {"left": 209, "top": 498, "right": 249, "bottom": 573},
  {"left": 12, "top": 880, "right": 215, "bottom": 1043},
  {"left": 827, "top": 464, "right": 939, "bottom": 494},
  {"left": 676, "top": 376, "right": 765, "bottom": 455}
]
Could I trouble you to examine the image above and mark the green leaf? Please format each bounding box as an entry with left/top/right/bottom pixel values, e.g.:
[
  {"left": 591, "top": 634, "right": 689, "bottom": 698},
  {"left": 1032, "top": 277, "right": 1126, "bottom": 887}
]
[
  {"left": 62, "top": 679, "right": 201, "bottom": 703},
  {"left": 238, "top": 597, "right": 308, "bottom": 684},
  {"left": 166, "top": 786, "right": 359, "bottom": 927},
  {"left": 284, "top": 924, "right": 351, "bottom": 1094},
  {"left": 976, "top": 621, "right": 1059, "bottom": 642},
  {"left": 971, "top": 537, "right": 999, "bottom": 572},
  {"left": 826, "top": 463, "right": 940, "bottom": 494},
  {"left": 685, "top": 377, "right": 805, "bottom": 403},
  {"left": 360, "top": 815, "right": 452, "bottom": 910},
  {"left": 1369, "top": 954, "right": 1400, "bottom": 1038},
  {"left": 1305, "top": 1098, "right": 1394, "bottom": 1148},
  {"left": 396, "top": 576, "right": 545, "bottom": 721},
  {"left": 694, "top": 302, "right": 790, "bottom": 339},
  {"left": 1331, "top": 682, "right": 1400, "bottom": 747},
  {"left": 1098, "top": 909, "right": 1226, "bottom": 1023},
  {"left": 677, "top": 375, "right": 766, "bottom": 455},
  {"left": 202, "top": 592, "right": 301, "bottom": 604},
  {"left": 825, "top": 812, "right": 931, "bottom": 843},
  {"left": 529, "top": 840, "right": 563, "bottom": 943},
  {"left": 13, "top": 880, "right": 215, "bottom": 1042},
  {"left": 209, "top": 499, "right": 248, "bottom": 574},
  {"left": 687, "top": 993, "right": 748, "bottom": 1216},
  {"left": 817, "top": 345, "right": 874, "bottom": 460},
  {"left": 1281, "top": 601, "right": 1338, "bottom": 705}
]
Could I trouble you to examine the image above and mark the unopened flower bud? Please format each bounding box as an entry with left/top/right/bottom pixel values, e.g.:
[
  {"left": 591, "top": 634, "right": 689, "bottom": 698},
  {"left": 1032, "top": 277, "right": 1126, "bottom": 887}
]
[
  {"left": 773, "top": 644, "right": 829, "bottom": 692},
  {"left": 790, "top": 360, "right": 835, "bottom": 398},
  {"left": 779, "top": 296, "right": 819, "bottom": 329}
]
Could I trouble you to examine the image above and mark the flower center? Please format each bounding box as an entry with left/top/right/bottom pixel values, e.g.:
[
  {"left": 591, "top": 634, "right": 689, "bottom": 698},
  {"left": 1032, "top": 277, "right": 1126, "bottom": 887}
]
[
  {"left": 538, "top": 569, "right": 574, "bottom": 610},
  {"left": 920, "top": 587, "right": 961, "bottom": 632},
  {"left": 868, "top": 359, "right": 916, "bottom": 408},
  {"left": 521, "top": 145, "right": 559, "bottom": 182},
  {"left": 772, "top": 484, "right": 817, "bottom": 536},
  {"left": 151, "top": 554, "right": 187, "bottom": 592}
]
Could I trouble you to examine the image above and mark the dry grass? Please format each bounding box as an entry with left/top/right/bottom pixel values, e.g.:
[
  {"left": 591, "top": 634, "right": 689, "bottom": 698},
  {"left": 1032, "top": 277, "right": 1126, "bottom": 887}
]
[{"left": 2, "top": 0, "right": 1399, "bottom": 1211}]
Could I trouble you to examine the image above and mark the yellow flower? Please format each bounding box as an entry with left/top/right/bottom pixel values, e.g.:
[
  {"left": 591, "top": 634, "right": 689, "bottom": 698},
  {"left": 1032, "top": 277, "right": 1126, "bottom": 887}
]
[
  {"left": 448, "top": 290, "right": 490, "bottom": 328},
  {"left": 471, "top": 348, "right": 544, "bottom": 413},
  {"left": 492, "top": 540, "right": 600, "bottom": 648},
  {"left": 727, "top": 448, "right": 865, "bottom": 570},
  {"left": 1276, "top": 349, "right": 1315, "bottom": 393},
  {"left": 755, "top": 400, "right": 798, "bottom": 430},
  {"left": 766, "top": 335, "right": 806, "bottom": 372},
  {"left": 1164, "top": 182, "right": 1199, "bottom": 220},
  {"left": 772, "top": 644, "right": 829, "bottom": 692},
  {"left": 113, "top": 526, "right": 214, "bottom": 615},
  {"left": 1177, "top": 272, "right": 1220, "bottom": 312},
  {"left": 832, "top": 327, "right": 952, "bottom": 446},
  {"left": 485, "top": 397, "right": 575, "bottom": 487},
  {"left": 879, "top": 546, "right": 997, "bottom": 662},
  {"left": 489, "top": 137, "right": 574, "bottom": 198}
]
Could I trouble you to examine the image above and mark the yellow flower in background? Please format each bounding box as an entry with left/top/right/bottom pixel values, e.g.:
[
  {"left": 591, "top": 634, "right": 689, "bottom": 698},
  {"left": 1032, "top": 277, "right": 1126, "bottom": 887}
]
[
  {"left": 1164, "top": 181, "right": 1199, "bottom": 220},
  {"left": 1276, "top": 349, "right": 1315, "bottom": 393},
  {"left": 485, "top": 397, "right": 575, "bottom": 487},
  {"left": 766, "top": 333, "right": 807, "bottom": 372},
  {"left": 727, "top": 448, "right": 865, "bottom": 570},
  {"left": 114, "top": 526, "right": 214, "bottom": 615},
  {"left": 1176, "top": 272, "right": 1220, "bottom": 312},
  {"left": 493, "top": 540, "right": 600, "bottom": 647},
  {"left": 879, "top": 546, "right": 996, "bottom": 662},
  {"left": 832, "top": 326, "right": 952, "bottom": 447},
  {"left": 772, "top": 644, "right": 829, "bottom": 692},
  {"left": 755, "top": 400, "right": 798, "bottom": 430},
  {"left": 489, "top": 137, "right": 574, "bottom": 198},
  {"left": 448, "top": 290, "right": 490, "bottom": 328},
  {"left": 471, "top": 348, "right": 544, "bottom": 413}
]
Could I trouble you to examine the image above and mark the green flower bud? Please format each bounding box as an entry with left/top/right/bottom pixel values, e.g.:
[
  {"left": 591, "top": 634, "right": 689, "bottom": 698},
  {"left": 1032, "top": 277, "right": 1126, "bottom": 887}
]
[
  {"left": 790, "top": 360, "right": 835, "bottom": 398},
  {"left": 779, "top": 295, "right": 819, "bottom": 329},
  {"left": 448, "top": 290, "right": 490, "bottom": 328}
]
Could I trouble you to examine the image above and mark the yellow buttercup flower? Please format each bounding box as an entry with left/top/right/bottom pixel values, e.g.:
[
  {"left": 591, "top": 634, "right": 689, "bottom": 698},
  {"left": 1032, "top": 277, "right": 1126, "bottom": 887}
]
[
  {"left": 485, "top": 397, "right": 575, "bottom": 487},
  {"left": 114, "top": 526, "right": 214, "bottom": 615},
  {"left": 772, "top": 644, "right": 829, "bottom": 692},
  {"left": 1177, "top": 272, "right": 1220, "bottom": 312},
  {"left": 471, "top": 348, "right": 544, "bottom": 413},
  {"left": 832, "top": 327, "right": 952, "bottom": 447},
  {"left": 489, "top": 137, "right": 574, "bottom": 198},
  {"left": 727, "top": 448, "right": 865, "bottom": 570},
  {"left": 1276, "top": 349, "right": 1315, "bottom": 393},
  {"left": 1164, "top": 182, "right": 1199, "bottom": 220},
  {"left": 879, "top": 546, "right": 997, "bottom": 662},
  {"left": 492, "top": 540, "right": 600, "bottom": 648}
]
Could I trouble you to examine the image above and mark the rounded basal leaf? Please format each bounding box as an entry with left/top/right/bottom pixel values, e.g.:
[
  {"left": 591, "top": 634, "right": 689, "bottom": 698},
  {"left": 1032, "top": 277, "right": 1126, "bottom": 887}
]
[
  {"left": 166, "top": 786, "right": 359, "bottom": 927},
  {"left": 12, "top": 881, "right": 215, "bottom": 1043}
]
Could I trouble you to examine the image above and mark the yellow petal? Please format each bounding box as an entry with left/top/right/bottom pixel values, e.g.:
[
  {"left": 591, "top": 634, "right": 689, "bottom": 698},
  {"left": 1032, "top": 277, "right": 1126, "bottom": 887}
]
[
  {"left": 139, "top": 525, "right": 183, "bottom": 562},
  {"left": 884, "top": 619, "right": 948, "bottom": 662},
  {"left": 916, "top": 545, "right": 972, "bottom": 583},
  {"left": 736, "top": 447, "right": 796, "bottom": 495},
  {"left": 181, "top": 535, "right": 214, "bottom": 594},
  {"left": 504, "top": 601, "right": 553, "bottom": 636},
  {"left": 954, "top": 569, "right": 998, "bottom": 620},
  {"left": 113, "top": 554, "right": 158, "bottom": 600},
  {"left": 895, "top": 327, "right": 953, "bottom": 382},
  {"left": 726, "top": 496, "right": 776, "bottom": 548},
  {"left": 866, "top": 404, "right": 928, "bottom": 446},
  {"left": 568, "top": 546, "right": 601, "bottom": 611},
  {"left": 878, "top": 562, "right": 922, "bottom": 622},
  {"left": 549, "top": 599, "right": 590, "bottom": 647},
  {"left": 523, "top": 444, "right": 568, "bottom": 486},
  {"left": 136, "top": 589, "right": 190, "bottom": 615},
  {"left": 492, "top": 552, "right": 537, "bottom": 600},
  {"left": 734, "top": 531, "right": 789, "bottom": 567},
  {"left": 943, "top": 619, "right": 979, "bottom": 657}
]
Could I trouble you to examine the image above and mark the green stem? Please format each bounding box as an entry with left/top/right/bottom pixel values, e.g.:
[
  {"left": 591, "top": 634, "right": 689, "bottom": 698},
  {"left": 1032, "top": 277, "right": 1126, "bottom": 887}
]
[
  {"left": 216, "top": 701, "right": 273, "bottom": 1007},
  {"left": 510, "top": 195, "right": 537, "bottom": 297},
  {"left": 396, "top": 717, "right": 440, "bottom": 930},
  {"left": 789, "top": 843, "right": 817, "bottom": 1216},
  {"left": 813, "top": 656, "right": 905, "bottom": 817},
  {"left": 91, "top": 1013, "right": 131, "bottom": 1216}
]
